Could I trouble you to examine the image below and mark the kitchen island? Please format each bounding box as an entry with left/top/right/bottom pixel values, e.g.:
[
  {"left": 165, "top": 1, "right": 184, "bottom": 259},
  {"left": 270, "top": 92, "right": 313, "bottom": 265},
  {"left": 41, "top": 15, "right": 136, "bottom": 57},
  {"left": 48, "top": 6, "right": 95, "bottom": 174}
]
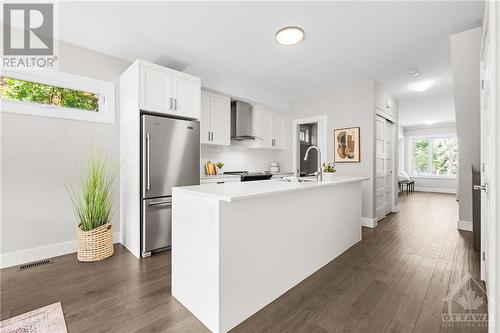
[{"left": 171, "top": 177, "right": 367, "bottom": 333}]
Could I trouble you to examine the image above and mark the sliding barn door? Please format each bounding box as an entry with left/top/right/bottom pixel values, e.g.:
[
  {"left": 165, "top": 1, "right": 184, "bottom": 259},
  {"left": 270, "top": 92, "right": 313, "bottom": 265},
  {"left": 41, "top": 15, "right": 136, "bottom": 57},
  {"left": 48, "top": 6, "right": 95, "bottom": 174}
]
[{"left": 376, "top": 114, "right": 395, "bottom": 220}]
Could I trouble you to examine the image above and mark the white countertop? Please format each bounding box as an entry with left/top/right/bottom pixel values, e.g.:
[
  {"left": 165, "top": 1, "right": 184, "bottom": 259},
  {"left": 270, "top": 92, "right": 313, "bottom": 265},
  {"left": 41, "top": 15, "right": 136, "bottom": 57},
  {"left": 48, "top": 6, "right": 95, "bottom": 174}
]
[
  {"left": 173, "top": 176, "right": 368, "bottom": 202},
  {"left": 200, "top": 174, "right": 241, "bottom": 180}
]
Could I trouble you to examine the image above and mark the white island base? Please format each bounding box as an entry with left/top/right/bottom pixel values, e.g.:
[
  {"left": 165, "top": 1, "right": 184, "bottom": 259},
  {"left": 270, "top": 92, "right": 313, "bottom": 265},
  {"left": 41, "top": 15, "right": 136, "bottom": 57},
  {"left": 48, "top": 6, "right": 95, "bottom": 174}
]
[{"left": 172, "top": 177, "right": 366, "bottom": 333}]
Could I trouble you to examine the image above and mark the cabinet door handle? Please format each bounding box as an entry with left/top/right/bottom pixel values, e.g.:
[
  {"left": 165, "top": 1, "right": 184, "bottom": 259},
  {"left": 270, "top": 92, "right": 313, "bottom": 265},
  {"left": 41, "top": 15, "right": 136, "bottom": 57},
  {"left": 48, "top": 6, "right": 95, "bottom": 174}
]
[
  {"left": 174, "top": 98, "right": 177, "bottom": 110},
  {"left": 169, "top": 97, "right": 173, "bottom": 110},
  {"left": 208, "top": 131, "right": 211, "bottom": 141},
  {"left": 211, "top": 132, "right": 214, "bottom": 141}
]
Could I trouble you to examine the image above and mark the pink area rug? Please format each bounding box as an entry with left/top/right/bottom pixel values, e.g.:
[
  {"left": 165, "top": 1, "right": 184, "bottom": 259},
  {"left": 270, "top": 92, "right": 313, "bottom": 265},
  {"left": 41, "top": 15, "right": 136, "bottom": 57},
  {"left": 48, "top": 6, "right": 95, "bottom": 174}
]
[{"left": 0, "top": 302, "right": 67, "bottom": 333}]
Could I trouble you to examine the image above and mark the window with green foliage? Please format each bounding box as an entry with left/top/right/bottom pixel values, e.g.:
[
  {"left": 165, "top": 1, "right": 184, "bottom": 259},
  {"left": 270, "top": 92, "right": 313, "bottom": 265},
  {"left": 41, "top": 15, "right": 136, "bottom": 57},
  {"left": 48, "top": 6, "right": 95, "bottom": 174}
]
[
  {"left": 0, "top": 77, "right": 99, "bottom": 112},
  {"left": 412, "top": 137, "right": 458, "bottom": 177}
]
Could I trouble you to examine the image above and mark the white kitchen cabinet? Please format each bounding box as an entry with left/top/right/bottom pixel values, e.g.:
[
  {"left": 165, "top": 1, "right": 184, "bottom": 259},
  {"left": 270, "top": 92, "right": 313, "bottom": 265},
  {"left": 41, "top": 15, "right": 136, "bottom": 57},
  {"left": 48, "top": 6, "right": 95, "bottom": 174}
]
[
  {"left": 252, "top": 106, "right": 272, "bottom": 147},
  {"left": 271, "top": 112, "right": 285, "bottom": 149},
  {"left": 138, "top": 61, "right": 200, "bottom": 119},
  {"left": 173, "top": 77, "right": 200, "bottom": 119},
  {"left": 140, "top": 66, "right": 172, "bottom": 113},
  {"left": 200, "top": 91, "right": 231, "bottom": 146},
  {"left": 200, "top": 176, "right": 240, "bottom": 184},
  {"left": 200, "top": 93, "right": 211, "bottom": 144},
  {"left": 252, "top": 106, "right": 285, "bottom": 149}
]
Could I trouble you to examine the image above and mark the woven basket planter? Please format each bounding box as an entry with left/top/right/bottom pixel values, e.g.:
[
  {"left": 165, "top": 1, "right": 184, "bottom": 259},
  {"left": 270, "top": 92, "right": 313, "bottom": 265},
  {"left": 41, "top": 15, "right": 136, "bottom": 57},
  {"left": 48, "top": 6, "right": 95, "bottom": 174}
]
[{"left": 77, "top": 223, "right": 114, "bottom": 262}]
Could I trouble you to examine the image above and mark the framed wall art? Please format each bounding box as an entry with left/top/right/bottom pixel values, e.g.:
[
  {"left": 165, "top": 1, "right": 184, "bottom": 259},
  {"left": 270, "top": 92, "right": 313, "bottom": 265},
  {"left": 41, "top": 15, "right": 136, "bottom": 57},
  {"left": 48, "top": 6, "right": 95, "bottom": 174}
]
[{"left": 334, "top": 127, "right": 360, "bottom": 163}]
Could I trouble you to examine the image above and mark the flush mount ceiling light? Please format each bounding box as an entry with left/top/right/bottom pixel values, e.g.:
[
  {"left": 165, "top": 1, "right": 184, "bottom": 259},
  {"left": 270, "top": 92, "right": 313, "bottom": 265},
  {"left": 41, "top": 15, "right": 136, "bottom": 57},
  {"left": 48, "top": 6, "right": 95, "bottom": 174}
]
[
  {"left": 275, "top": 26, "right": 304, "bottom": 45},
  {"left": 409, "top": 80, "right": 434, "bottom": 92}
]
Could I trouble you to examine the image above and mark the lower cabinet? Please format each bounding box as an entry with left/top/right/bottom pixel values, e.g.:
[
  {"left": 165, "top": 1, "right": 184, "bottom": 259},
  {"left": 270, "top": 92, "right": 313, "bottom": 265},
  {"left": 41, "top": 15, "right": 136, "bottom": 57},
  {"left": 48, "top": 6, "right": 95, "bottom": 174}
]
[{"left": 200, "top": 176, "right": 241, "bottom": 184}]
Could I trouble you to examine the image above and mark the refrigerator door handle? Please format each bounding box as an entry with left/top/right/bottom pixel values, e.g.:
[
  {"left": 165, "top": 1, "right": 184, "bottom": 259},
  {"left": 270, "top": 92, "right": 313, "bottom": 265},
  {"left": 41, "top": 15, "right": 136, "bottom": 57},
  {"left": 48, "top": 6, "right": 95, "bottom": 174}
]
[
  {"left": 148, "top": 200, "right": 172, "bottom": 207},
  {"left": 146, "top": 133, "right": 151, "bottom": 191}
]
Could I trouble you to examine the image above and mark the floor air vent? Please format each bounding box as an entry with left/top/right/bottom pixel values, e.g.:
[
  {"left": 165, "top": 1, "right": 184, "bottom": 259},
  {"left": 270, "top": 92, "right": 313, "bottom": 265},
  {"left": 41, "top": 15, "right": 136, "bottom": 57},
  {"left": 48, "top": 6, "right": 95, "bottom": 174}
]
[{"left": 18, "top": 259, "right": 52, "bottom": 271}]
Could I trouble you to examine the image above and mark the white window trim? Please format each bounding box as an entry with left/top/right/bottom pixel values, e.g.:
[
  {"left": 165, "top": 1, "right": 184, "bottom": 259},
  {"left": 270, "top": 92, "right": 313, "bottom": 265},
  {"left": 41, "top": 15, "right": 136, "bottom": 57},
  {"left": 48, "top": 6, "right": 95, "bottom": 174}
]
[
  {"left": 409, "top": 134, "right": 458, "bottom": 179},
  {"left": 0, "top": 69, "right": 115, "bottom": 124}
]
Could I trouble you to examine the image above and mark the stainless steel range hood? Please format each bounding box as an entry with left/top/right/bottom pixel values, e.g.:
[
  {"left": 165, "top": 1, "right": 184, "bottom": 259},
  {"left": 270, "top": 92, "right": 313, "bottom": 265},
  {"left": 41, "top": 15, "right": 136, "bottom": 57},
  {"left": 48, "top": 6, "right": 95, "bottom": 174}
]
[{"left": 231, "top": 100, "right": 261, "bottom": 141}]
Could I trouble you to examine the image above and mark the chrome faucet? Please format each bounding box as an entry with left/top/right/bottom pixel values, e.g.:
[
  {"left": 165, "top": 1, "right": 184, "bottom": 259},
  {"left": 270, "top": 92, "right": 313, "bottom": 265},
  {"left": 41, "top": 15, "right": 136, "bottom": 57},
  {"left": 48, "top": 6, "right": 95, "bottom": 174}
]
[{"left": 304, "top": 145, "right": 322, "bottom": 181}]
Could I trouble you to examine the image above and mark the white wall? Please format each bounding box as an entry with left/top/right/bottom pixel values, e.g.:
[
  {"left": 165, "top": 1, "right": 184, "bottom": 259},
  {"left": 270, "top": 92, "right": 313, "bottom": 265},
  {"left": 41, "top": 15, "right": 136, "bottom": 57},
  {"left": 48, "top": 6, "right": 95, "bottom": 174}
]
[
  {"left": 290, "top": 81, "right": 376, "bottom": 219},
  {"left": 403, "top": 124, "right": 458, "bottom": 194},
  {"left": 450, "top": 27, "right": 482, "bottom": 225},
  {"left": 374, "top": 81, "right": 399, "bottom": 120},
  {"left": 0, "top": 41, "right": 130, "bottom": 267},
  {"left": 398, "top": 126, "right": 405, "bottom": 179}
]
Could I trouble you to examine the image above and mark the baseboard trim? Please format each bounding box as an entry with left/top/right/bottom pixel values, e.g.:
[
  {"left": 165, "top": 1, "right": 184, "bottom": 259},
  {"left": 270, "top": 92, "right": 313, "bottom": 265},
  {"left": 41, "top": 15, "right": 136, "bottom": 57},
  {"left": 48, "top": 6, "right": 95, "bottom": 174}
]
[
  {"left": 457, "top": 220, "right": 473, "bottom": 232},
  {"left": 414, "top": 187, "right": 456, "bottom": 194},
  {"left": 361, "top": 217, "right": 378, "bottom": 228},
  {"left": 0, "top": 232, "right": 121, "bottom": 269},
  {"left": 392, "top": 205, "right": 400, "bottom": 213}
]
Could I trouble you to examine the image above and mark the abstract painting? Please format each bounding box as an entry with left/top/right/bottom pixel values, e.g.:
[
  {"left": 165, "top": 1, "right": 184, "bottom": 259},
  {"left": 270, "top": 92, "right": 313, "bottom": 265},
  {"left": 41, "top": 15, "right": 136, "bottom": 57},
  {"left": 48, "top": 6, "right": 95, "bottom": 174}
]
[{"left": 334, "top": 127, "right": 360, "bottom": 163}]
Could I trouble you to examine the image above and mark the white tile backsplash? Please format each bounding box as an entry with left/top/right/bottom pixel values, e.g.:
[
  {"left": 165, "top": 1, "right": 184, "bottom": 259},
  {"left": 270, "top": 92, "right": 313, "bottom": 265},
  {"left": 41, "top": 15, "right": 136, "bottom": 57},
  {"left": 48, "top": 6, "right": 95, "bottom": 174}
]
[{"left": 201, "top": 142, "right": 287, "bottom": 174}]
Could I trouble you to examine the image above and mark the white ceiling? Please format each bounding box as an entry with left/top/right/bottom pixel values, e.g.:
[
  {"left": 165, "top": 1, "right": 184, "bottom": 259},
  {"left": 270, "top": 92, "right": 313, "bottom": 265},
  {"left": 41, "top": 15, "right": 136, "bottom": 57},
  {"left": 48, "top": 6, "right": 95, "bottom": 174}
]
[{"left": 58, "top": 1, "right": 484, "bottom": 126}]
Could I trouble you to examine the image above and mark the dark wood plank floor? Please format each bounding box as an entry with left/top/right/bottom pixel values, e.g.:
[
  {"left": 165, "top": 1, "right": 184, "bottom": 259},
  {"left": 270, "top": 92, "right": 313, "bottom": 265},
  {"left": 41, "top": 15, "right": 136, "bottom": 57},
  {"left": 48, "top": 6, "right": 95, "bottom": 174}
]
[{"left": 0, "top": 192, "right": 486, "bottom": 332}]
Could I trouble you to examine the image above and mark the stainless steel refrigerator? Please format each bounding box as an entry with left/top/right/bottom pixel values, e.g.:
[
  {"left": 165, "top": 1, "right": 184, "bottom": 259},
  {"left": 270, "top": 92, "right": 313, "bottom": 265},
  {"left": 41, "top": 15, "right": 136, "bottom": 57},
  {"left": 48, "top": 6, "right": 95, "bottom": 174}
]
[{"left": 141, "top": 114, "right": 200, "bottom": 257}]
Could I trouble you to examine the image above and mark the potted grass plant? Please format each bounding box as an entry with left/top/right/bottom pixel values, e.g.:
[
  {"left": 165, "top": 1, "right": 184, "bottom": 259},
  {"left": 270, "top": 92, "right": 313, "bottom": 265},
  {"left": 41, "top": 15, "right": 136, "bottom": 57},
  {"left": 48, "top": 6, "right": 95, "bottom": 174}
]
[{"left": 68, "top": 152, "right": 116, "bottom": 262}]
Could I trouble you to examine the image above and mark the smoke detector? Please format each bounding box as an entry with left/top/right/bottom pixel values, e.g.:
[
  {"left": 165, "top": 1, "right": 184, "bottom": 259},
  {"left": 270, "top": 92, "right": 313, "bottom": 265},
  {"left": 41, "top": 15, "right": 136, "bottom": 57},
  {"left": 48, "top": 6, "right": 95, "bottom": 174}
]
[{"left": 408, "top": 69, "right": 420, "bottom": 77}]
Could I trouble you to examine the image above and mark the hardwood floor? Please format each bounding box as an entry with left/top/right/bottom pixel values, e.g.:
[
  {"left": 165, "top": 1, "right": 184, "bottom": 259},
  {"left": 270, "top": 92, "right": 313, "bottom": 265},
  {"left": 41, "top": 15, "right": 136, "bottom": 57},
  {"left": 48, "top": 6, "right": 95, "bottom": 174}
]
[{"left": 0, "top": 192, "right": 486, "bottom": 332}]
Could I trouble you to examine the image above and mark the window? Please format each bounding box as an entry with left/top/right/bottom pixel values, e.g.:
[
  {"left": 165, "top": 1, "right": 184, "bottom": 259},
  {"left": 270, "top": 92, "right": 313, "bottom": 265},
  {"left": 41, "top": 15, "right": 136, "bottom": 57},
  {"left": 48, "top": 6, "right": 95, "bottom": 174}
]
[
  {"left": 411, "top": 136, "right": 458, "bottom": 177},
  {"left": 1, "top": 77, "right": 100, "bottom": 112},
  {"left": 0, "top": 69, "right": 114, "bottom": 123},
  {"left": 299, "top": 127, "right": 310, "bottom": 143}
]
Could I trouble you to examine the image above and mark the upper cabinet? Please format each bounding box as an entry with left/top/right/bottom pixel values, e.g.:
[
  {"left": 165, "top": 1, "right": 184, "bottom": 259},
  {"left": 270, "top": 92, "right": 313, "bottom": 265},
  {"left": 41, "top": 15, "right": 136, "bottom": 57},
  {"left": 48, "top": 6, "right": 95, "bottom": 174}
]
[
  {"left": 139, "top": 66, "right": 173, "bottom": 113},
  {"left": 173, "top": 77, "right": 200, "bottom": 119},
  {"left": 201, "top": 90, "right": 231, "bottom": 146},
  {"left": 271, "top": 112, "right": 285, "bottom": 149},
  {"left": 252, "top": 106, "right": 272, "bottom": 146},
  {"left": 136, "top": 60, "right": 201, "bottom": 119},
  {"left": 252, "top": 105, "right": 285, "bottom": 149}
]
